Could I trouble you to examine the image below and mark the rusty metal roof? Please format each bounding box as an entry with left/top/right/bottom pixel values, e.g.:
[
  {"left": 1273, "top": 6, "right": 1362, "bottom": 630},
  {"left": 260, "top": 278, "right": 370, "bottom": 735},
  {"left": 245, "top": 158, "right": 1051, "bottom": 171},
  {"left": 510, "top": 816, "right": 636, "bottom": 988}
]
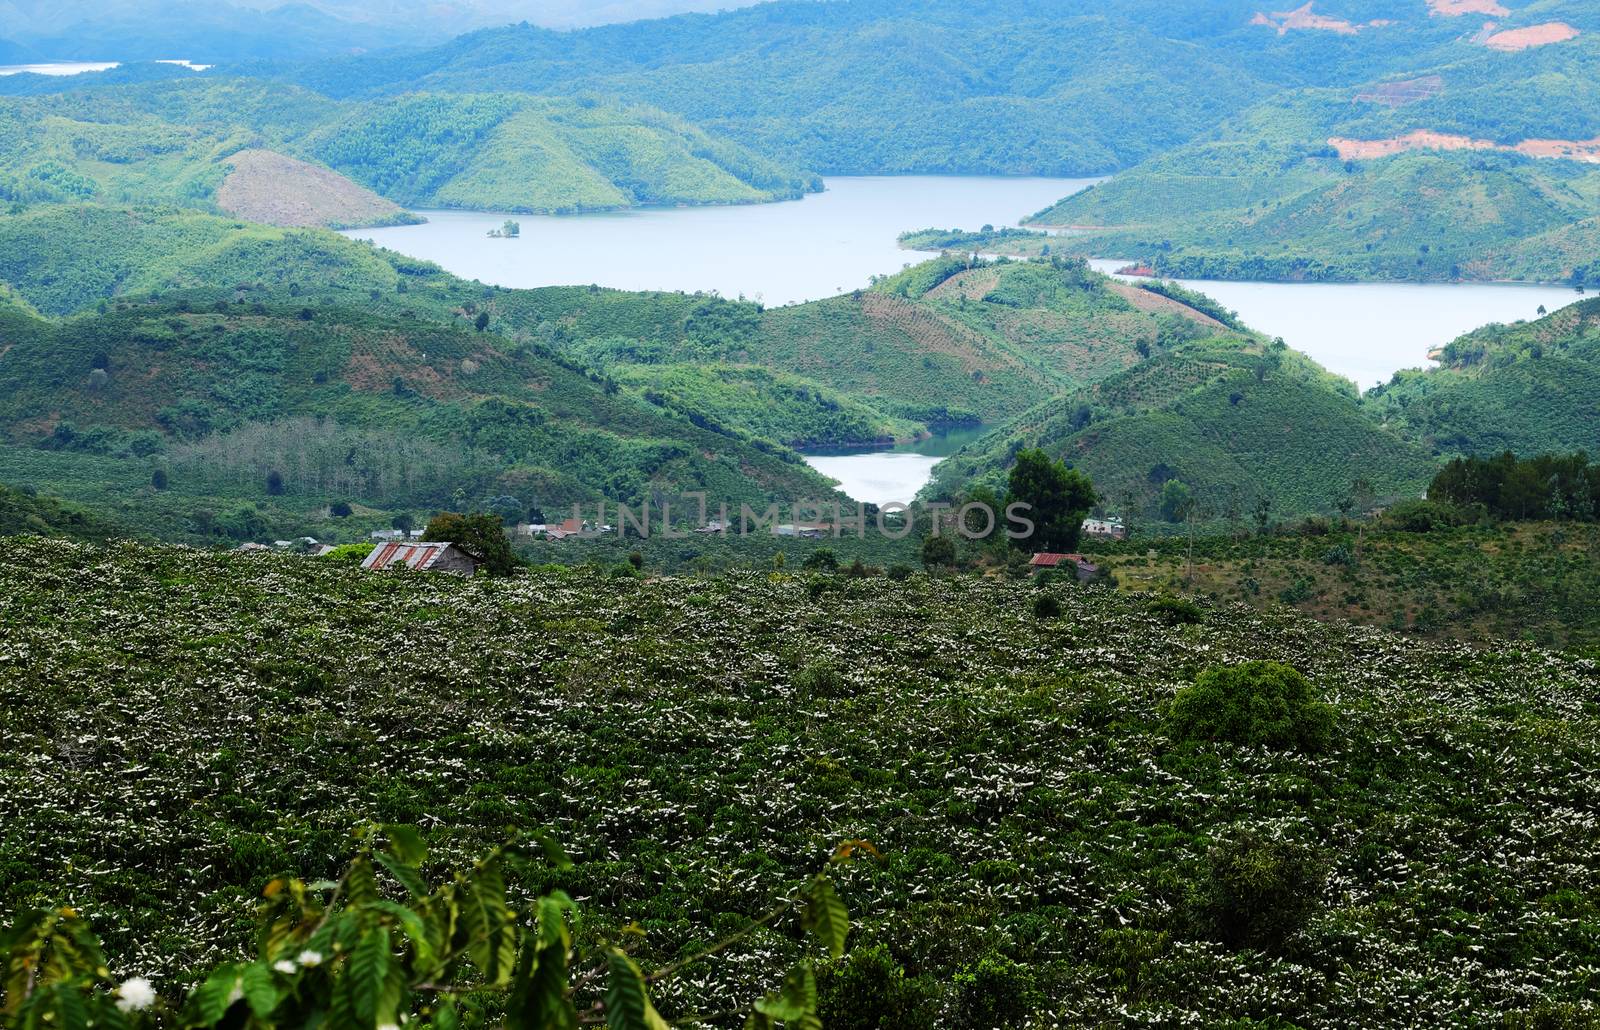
[{"left": 361, "top": 541, "right": 472, "bottom": 572}]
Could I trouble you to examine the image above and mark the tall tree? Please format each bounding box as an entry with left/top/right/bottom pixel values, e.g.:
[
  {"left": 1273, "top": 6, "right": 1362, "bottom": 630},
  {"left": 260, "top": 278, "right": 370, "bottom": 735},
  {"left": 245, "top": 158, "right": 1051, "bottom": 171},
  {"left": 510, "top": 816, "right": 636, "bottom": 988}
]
[{"left": 1006, "top": 448, "right": 1096, "bottom": 552}]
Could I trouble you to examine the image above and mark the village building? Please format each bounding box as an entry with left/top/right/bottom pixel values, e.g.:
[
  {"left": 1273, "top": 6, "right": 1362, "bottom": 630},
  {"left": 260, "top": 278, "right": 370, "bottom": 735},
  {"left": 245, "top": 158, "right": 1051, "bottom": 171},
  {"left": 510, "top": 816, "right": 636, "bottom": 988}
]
[
  {"left": 1081, "top": 516, "right": 1127, "bottom": 541},
  {"left": 361, "top": 541, "right": 483, "bottom": 576},
  {"left": 1030, "top": 552, "right": 1101, "bottom": 582}
]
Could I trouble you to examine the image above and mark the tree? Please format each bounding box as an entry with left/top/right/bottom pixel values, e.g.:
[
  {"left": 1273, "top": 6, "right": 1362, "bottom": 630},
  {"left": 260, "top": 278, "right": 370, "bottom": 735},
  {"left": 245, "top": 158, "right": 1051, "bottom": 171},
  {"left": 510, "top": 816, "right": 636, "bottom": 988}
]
[
  {"left": 150, "top": 469, "right": 168, "bottom": 490},
  {"left": 474, "top": 311, "right": 490, "bottom": 332},
  {"left": 265, "top": 470, "right": 285, "bottom": 496},
  {"left": 329, "top": 501, "right": 352, "bottom": 518},
  {"left": 392, "top": 513, "right": 414, "bottom": 533},
  {"left": 424, "top": 511, "right": 519, "bottom": 576},
  {"left": 920, "top": 533, "right": 957, "bottom": 569},
  {"left": 1159, "top": 480, "right": 1193, "bottom": 524},
  {"left": 1006, "top": 448, "right": 1096, "bottom": 552}
]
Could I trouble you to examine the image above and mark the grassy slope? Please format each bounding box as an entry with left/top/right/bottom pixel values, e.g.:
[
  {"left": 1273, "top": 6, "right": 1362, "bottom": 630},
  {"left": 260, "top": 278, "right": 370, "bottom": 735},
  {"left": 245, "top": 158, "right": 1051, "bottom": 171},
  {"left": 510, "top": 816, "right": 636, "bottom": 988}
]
[
  {"left": 0, "top": 214, "right": 843, "bottom": 539},
  {"left": 929, "top": 335, "right": 1437, "bottom": 521},
  {"left": 1365, "top": 297, "right": 1600, "bottom": 455},
  {"left": 2, "top": 537, "right": 1598, "bottom": 1026},
  {"left": 0, "top": 80, "right": 818, "bottom": 224}
]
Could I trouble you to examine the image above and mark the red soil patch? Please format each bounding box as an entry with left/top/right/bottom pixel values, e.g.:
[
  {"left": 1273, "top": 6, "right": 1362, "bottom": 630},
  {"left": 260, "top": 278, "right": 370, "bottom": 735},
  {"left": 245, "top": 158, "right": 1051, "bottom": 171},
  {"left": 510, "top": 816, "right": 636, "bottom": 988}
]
[
  {"left": 1353, "top": 74, "right": 1444, "bottom": 108},
  {"left": 1250, "top": 2, "right": 1388, "bottom": 34},
  {"left": 1427, "top": 0, "right": 1508, "bottom": 16},
  {"left": 1331, "top": 129, "right": 1600, "bottom": 164},
  {"left": 1483, "top": 22, "right": 1579, "bottom": 50},
  {"left": 1116, "top": 263, "right": 1157, "bottom": 277},
  {"left": 1329, "top": 130, "right": 1495, "bottom": 160}
]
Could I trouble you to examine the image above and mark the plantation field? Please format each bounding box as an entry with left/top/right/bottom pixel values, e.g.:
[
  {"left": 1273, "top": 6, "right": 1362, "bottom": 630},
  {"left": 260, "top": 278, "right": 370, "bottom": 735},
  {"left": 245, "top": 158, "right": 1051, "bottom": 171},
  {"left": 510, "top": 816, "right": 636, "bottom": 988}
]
[
  {"left": 3, "top": 538, "right": 1600, "bottom": 1025},
  {"left": 1100, "top": 520, "right": 1600, "bottom": 652}
]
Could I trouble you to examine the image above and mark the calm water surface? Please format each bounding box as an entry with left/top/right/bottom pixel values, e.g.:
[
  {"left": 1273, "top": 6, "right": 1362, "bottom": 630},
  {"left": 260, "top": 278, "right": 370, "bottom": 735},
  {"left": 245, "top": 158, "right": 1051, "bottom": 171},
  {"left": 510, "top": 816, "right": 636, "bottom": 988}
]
[
  {"left": 1087, "top": 260, "right": 1584, "bottom": 390},
  {"left": 0, "top": 60, "right": 209, "bottom": 75},
  {"left": 803, "top": 427, "right": 990, "bottom": 508},
  {"left": 345, "top": 176, "right": 1099, "bottom": 307}
]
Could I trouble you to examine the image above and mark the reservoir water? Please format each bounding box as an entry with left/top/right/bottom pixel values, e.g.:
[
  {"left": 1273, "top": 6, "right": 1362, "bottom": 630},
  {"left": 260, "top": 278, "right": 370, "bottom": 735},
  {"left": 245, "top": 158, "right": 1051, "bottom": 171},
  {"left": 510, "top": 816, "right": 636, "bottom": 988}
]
[
  {"left": 801, "top": 427, "right": 991, "bottom": 509},
  {"left": 346, "top": 176, "right": 1093, "bottom": 308},
  {"left": 349, "top": 175, "right": 1588, "bottom": 501}
]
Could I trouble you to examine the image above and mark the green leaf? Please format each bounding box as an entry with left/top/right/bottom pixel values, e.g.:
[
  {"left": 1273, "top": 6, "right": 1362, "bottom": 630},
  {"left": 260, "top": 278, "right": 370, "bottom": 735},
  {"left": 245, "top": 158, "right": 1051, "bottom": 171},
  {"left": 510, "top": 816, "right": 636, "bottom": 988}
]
[
  {"left": 458, "top": 859, "right": 516, "bottom": 987},
  {"left": 604, "top": 950, "right": 669, "bottom": 1030},
  {"left": 432, "top": 997, "right": 459, "bottom": 1030},
  {"left": 753, "top": 964, "right": 820, "bottom": 1025},
  {"left": 506, "top": 897, "right": 577, "bottom": 1030},
  {"left": 374, "top": 852, "right": 429, "bottom": 900},
  {"left": 51, "top": 983, "right": 89, "bottom": 1030},
  {"left": 384, "top": 825, "right": 428, "bottom": 868},
  {"left": 189, "top": 963, "right": 243, "bottom": 1026},
  {"left": 801, "top": 877, "right": 849, "bottom": 959},
  {"left": 371, "top": 900, "right": 437, "bottom": 975},
  {"left": 345, "top": 857, "right": 380, "bottom": 907},
  {"left": 240, "top": 962, "right": 281, "bottom": 1019},
  {"left": 348, "top": 925, "right": 395, "bottom": 1027}
]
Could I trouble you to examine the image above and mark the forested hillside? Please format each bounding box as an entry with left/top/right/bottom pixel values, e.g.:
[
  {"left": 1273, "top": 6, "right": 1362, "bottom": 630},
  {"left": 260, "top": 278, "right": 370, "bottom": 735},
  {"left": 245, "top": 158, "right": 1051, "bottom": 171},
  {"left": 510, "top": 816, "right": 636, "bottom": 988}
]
[
  {"left": 0, "top": 215, "right": 844, "bottom": 541},
  {"left": 0, "top": 79, "right": 817, "bottom": 225},
  {"left": 1028, "top": 17, "right": 1600, "bottom": 283},
  {"left": 1367, "top": 297, "right": 1600, "bottom": 454}
]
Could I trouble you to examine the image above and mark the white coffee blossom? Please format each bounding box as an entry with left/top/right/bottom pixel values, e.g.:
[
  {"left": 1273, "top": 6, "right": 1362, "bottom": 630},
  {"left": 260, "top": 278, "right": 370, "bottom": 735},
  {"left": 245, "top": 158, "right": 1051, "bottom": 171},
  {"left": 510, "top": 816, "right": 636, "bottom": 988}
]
[
  {"left": 296, "top": 950, "right": 323, "bottom": 967},
  {"left": 273, "top": 960, "right": 296, "bottom": 974},
  {"left": 114, "top": 977, "right": 156, "bottom": 1013}
]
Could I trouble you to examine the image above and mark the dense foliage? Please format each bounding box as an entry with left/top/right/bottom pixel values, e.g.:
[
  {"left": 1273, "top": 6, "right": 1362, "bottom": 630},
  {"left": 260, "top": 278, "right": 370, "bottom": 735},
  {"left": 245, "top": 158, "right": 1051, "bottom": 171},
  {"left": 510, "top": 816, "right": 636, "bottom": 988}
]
[
  {"left": 3, "top": 538, "right": 1600, "bottom": 1025},
  {"left": 1429, "top": 451, "right": 1600, "bottom": 522}
]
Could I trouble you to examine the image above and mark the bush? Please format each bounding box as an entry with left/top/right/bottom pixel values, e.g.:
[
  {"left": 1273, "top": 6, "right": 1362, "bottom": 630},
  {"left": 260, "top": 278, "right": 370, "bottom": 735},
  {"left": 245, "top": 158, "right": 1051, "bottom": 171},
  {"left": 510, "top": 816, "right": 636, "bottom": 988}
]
[
  {"left": 1193, "top": 828, "right": 1327, "bottom": 950},
  {"left": 1167, "top": 661, "right": 1335, "bottom": 752},
  {"left": 816, "top": 944, "right": 941, "bottom": 1030},
  {"left": 1149, "top": 594, "right": 1204, "bottom": 625},
  {"left": 1382, "top": 499, "right": 1470, "bottom": 533},
  {"left": 952, "top": 954, "right": 1040, "bottom": 1029},
  {"left": 314, "top": 544, "right": 368, "bottom": 563},
  {"left": 1032, "top": 593, "right": 1061, "bottom": 619},
  {"left": 886, "top": 563, "right": 914, "bottom": 581},
  {"left": 803, "top": 548, "right": 840, "bottom": 571}
]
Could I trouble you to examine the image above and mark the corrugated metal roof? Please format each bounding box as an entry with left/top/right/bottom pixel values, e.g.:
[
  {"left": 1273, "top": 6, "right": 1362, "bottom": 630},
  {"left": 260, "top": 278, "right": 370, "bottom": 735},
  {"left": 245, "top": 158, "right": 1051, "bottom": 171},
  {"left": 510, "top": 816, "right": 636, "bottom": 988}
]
[{"left": 361, "top": 541, "right": 461, "bottom": 572}]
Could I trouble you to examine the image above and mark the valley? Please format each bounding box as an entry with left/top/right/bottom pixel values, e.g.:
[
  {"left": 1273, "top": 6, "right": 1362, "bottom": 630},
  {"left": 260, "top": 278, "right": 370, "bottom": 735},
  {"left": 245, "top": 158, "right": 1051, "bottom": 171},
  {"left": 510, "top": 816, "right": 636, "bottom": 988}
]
[{"left": 3, "top": 3, "right": 1600, "bottom": 1028}]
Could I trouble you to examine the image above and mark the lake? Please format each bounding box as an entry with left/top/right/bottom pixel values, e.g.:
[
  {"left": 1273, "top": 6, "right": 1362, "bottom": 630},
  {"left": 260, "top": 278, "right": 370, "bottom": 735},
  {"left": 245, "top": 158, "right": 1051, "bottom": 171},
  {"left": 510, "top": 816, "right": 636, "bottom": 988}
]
[
  {"left": 345, "top": 176, "right": 1099, "bottom": 307},
  {"left": 0, "top": 60, "right": 210, "bottom": 76},
  {"left": 351, "top": 175, "right": 1589, "bottom": 502},
  {"left": 801, "top": 427, "right": 991, "bottom": 508},
  {"left": 1087, "top": 260, "right": 1584, "bottom": 391}
]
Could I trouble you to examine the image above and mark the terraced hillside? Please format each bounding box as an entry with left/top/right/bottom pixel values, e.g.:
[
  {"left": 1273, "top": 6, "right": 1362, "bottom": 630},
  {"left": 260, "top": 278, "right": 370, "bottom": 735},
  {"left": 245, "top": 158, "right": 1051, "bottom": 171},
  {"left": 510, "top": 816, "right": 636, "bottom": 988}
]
[{"left": 928, "top": 334, "right": 1437, "bottom": 523}]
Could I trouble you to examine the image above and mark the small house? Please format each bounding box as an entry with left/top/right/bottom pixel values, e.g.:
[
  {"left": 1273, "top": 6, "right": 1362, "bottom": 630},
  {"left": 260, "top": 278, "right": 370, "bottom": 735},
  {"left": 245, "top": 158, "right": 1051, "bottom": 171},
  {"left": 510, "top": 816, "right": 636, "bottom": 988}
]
[
  {"left": 1081, "top": 516, "right": 1127, "bottom": 541},
  {"left": 1030, "top": 552, "right": 1100, "bottom": 582},
  {"left": 370, "top": 529, "right": 406, "bottom": 542},
  {"left": 361, "top": 541, "right": 483, "bottom": 576}
]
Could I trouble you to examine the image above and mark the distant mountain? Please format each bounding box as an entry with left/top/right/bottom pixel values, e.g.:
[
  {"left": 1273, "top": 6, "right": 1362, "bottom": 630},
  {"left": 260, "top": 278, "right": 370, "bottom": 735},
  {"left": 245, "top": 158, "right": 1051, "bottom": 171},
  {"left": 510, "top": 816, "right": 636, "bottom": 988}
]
[{"left": 1025, "top": 6, "right": 1600, "bottom": 283}]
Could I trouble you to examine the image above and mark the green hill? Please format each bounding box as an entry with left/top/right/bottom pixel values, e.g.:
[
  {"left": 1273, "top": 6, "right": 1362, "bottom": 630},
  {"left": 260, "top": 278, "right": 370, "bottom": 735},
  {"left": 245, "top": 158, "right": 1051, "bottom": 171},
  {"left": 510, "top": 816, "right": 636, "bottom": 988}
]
[
  {"left": 506, "top": 256, "right": 1247, "bottom": 431},
  {"left": 3, "top": 536, "right": 1598, "bottom": 1026},
  {"left": 1026, "top": 30, "right": 1600, "bottom": 283},
  {"left": 1366, "top": 297, "right": 1600, "bottom": 455},
  {"left": 0, "top": 80, "right": 818, "bottom": 226},
  {"left": 928, "top": 334, "right": 1437, "bottom": 523},
  {"left": 0, "top": 235, "right": 842, "bottom": 540}
]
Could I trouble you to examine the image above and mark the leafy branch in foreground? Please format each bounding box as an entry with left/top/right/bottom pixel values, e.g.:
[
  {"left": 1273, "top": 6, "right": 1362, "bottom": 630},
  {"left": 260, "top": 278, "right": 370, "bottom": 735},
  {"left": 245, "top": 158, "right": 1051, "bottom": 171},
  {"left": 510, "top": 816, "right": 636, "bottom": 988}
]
[{"left": 0, "top": 827, "right": 869, "bottom": 1030}]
